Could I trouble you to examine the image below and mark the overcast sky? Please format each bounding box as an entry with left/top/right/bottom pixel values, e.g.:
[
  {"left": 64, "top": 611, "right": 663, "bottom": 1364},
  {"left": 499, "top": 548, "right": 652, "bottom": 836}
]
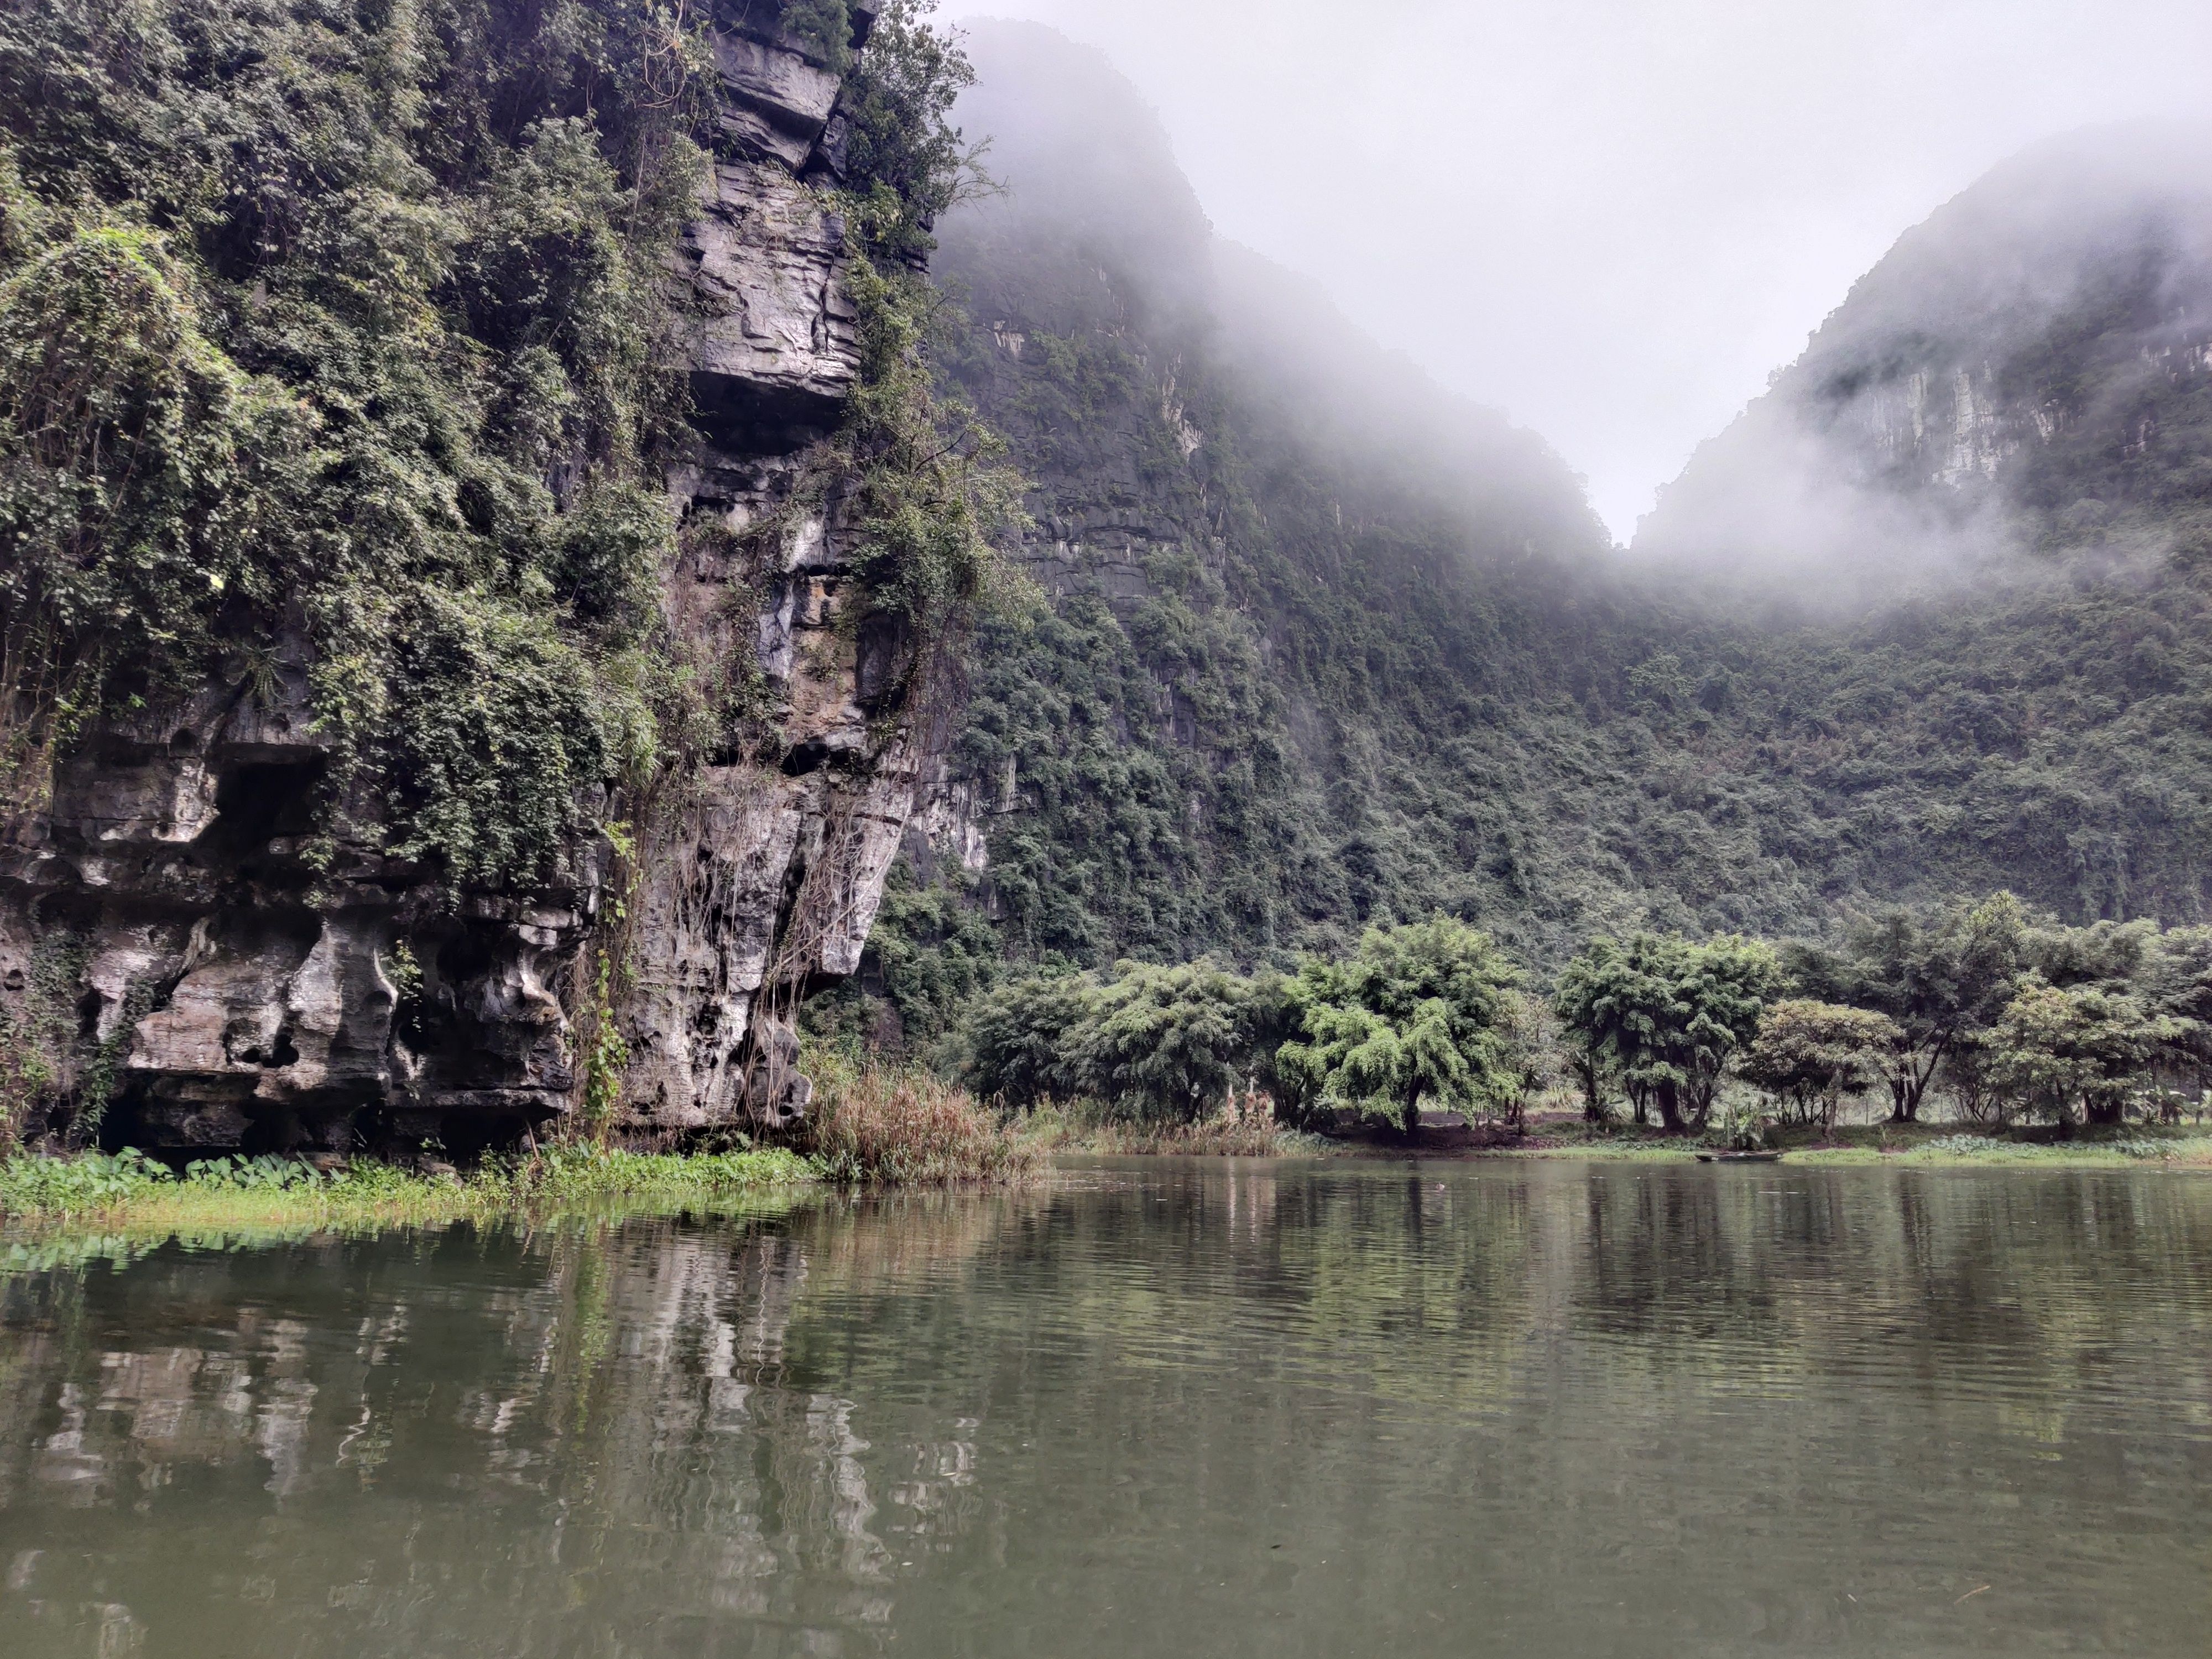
[{"left": 940, "top": 1, "right": 2212, "bottom": 541}]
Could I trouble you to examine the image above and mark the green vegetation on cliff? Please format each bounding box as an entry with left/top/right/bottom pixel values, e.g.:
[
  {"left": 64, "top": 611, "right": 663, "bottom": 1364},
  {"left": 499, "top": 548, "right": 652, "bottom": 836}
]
[
  {"left": 0, "top": 0, "right": 988, "bottom": 893},
  {"left": 829, "top": 30, "right": 2212, "bottom": 1060},
  {"left": 0, "top": 0, "right": 716, "bottom": 878}
]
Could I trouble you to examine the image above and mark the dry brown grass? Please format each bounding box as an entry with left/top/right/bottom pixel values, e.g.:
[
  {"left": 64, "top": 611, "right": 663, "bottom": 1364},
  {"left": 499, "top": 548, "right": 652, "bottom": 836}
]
[
  {"left": 803, "top": 1055, "right": 1038, "bottom": 1184},
  {"left": 1090, "top": 1119, "right": 1298, "bottom": 1156},
  {"left": 1018, "top": 1098, "right": 1322, "bottom": 1157}
]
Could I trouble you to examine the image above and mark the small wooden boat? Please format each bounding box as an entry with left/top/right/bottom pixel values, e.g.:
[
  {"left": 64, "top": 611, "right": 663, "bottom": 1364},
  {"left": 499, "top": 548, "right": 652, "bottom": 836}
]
[{"left": 1696, "top": 1149, "right": 1783, "bottom": 1163}]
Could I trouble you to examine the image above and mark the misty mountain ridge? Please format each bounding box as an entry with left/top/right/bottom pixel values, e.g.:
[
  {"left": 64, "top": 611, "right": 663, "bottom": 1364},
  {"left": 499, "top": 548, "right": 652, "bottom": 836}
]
[
  {"left": 938, "top": 22, "right": 1607, "bottom": 577},
  {"left": 831, "top": 26, "right": 2212, "bottom": 1046},
  {"left": 1637, "top": 122, "right": 2212, "bottom": 600}
]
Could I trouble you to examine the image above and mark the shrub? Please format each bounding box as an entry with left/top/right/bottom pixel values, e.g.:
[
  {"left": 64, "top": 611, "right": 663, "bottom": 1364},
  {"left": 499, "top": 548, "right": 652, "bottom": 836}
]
[
  {"left": 964, "top": 969, "right": 1099, "bottom": 1107},
  {"left": 1071, "top": 957, "right": 1283, "bottom": 1121}
]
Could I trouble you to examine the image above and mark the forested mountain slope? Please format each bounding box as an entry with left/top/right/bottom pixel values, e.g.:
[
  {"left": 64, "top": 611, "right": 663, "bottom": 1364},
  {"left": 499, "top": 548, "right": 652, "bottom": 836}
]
[
  {"left": 1639, "top": 123, "right": 2212, "bottom": 589},
  {"left": 854, "top": 24, "right": 2212, "bottom": 1044}
]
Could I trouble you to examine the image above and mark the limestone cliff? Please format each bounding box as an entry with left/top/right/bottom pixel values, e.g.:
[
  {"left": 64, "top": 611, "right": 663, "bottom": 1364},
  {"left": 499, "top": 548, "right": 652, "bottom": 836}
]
[
  {"left": 0, "top": 0, "right": 923, "bottom": 1156},
  {"left": 1635, "top": 123, "right": 2212, "bottom": 586}
]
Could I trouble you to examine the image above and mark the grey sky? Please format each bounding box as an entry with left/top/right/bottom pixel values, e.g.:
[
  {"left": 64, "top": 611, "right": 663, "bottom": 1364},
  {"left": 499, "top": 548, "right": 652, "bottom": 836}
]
[{"left": 939, "top": 1, "right": 2212, "bottom": 541}]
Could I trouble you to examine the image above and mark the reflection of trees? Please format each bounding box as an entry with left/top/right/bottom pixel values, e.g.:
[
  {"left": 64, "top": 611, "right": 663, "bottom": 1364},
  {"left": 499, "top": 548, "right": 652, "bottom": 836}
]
[
  {"left": 795, "top": 1184, "right": 1042, "bottom": 1300},
  {"left": 1566, "top": 1165, "right": 2212, "bottom": 1425},
  {"left": 0, "top": 1167, "right": 2209, "bottom": 1653}
]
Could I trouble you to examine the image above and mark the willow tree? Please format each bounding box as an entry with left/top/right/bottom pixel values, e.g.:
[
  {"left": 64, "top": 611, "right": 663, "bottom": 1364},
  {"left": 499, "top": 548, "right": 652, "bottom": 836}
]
[
  {"left": 1277, "top": 917, "right": 1520, "bottom": 1140},
  {"left": 1554, "top": 932, "right": 1780, "bottom": 1133}
]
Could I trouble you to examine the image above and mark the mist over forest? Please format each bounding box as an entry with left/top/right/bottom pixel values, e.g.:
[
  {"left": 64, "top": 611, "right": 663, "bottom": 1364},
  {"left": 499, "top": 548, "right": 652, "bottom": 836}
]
[
  {"left": 1636, "top": 122, "right": 2212, "bottom": 607},
  {"left": 935, "top": 22, "right": 1609, "bottom": 572},
  {"left": 813, "top": 18, "right": 2212, "bottom": 1055}
]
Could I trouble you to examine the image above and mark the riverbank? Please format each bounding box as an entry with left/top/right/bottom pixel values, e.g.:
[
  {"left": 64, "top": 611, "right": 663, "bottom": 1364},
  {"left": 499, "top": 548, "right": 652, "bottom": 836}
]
[
  {"left": 6, "top": 1118, "right": 2204, "bottom": 1250},
  {"left": 0, "top": 1146, "right": 818, "bottom": 1236},
  {"left": 1514, "top": 1118, "right": 2212, "bottom": 1168},
  {"left": 1037, "top": 1114, "right": 2212, "bottom": 1168},
  {"left": 0, "top": 1060, "right": 1037, "bottom": 1240}
]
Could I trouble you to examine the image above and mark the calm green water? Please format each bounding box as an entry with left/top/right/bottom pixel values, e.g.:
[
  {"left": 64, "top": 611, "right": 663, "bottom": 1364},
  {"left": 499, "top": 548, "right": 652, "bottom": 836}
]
[{"left": 2, "top": 1159, "right": 2209, "bottom": 1657}]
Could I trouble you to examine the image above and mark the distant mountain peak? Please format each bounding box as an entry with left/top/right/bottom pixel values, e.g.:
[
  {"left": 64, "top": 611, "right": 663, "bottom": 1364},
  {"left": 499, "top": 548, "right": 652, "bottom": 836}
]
[{"left": 1637, "top": 122, "right": 2212, "bottom": 596}]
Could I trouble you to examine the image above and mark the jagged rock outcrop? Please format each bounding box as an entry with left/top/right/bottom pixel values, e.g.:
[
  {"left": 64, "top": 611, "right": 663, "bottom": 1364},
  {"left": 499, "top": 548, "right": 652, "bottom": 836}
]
[{"left": 0, "top": 0, "right": 922, "bottom": 1156}]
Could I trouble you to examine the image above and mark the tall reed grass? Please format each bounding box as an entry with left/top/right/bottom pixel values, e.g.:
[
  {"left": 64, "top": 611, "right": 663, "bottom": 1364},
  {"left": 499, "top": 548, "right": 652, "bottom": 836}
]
[
  {"left": 803, "top": 1055, "right": 1037, "bottom": 1183},
  {"left": 1016, "top": 1098, "right": 1321, "bottom": 1156}
]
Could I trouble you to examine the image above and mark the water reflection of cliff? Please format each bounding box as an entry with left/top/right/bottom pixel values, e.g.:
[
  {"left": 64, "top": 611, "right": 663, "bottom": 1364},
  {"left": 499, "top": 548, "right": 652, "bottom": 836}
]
[
  {"left": 0, "top": 1192, "right": 1042, "bottom": 1656},
  {"left": 2, "top": 1165, "right": 2209, "bottom": 1656}
]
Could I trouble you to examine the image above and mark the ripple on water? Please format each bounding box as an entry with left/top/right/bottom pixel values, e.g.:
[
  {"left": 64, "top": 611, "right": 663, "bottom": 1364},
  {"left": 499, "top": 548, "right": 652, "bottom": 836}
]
[{"left": 0, "top": 1160, "right": 2208, "bottom": 1657}]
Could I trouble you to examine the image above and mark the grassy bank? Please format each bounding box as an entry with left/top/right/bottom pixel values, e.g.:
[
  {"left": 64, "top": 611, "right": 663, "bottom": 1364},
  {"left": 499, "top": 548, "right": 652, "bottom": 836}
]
[
  {"left": 992, "top": 1098, "right": 2212, "bottom": 1166},
  {"left": 7, "top": 1113, "right": 2199, "bottom": 1258},
  {"left": 0, "top": 1061, "right": 1037, "bottom": 1243},
  {"left": 0, "top": 1147, "right": 826, "bottom": 1273},
  {"left": 1493, "top": 1119, "right": 2212, "bottom": 1168},
  {"left": 1024, "top": 1112, "right": 2212, "bottom": 1167},
  {"left": 0, "top": 1145, "right": 819, "bottom": 1232},
  {"left": 1781, "top": 1134, "right": 2212, "bottom": 1169}
]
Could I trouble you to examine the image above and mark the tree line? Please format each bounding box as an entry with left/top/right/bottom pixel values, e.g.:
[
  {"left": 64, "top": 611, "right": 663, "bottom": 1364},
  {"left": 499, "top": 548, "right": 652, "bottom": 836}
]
[{"left": 958, "top": 896, "right": 2212, "bottom": 1137}]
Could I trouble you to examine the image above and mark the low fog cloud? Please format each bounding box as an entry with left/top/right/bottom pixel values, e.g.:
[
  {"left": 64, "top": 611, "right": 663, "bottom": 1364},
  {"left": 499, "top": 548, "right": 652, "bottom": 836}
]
[
  {"left": 1632, "top": 123, "right": 2212, "bottom": 611},
  {"left": 1633, "top": 418, "right": 2023, "bottom": 615},
  {"left": 942, "top": 0, "right": 2212, "bottom": 541},
  {"left": 936, "top": 21, "right": 1611, "bottom": 571}
]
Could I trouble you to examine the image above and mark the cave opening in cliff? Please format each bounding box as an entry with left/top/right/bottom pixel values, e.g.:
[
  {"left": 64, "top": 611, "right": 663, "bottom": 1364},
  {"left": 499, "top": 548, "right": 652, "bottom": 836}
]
[{"left": 194, "top": 760, "right": 330, "bottom": 876}]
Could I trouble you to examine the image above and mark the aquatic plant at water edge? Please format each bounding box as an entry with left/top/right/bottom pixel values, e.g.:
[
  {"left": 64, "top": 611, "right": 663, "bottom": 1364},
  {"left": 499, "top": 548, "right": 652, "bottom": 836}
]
[
  {"left": 803, "top": 1052, "right": 1034, "bottom": 1183},
  {"left": 0, "top": 1147, "right": 173, "bottom": 1213},
  {"left": 0, "top": 1144, "right": 816, "bottom": 1220}
]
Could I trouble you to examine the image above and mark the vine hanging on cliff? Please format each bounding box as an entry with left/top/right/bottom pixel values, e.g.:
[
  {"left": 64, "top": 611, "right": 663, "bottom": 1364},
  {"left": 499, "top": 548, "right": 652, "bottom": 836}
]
[
  {"left": 0, "top": 0, "right": 721, "bottom": 889},
  {"left": 826, "top": 1, "right": 1025, "bottom": 703},
  {"left": 831, "top": 247, "right": 1028, "bottom": 702}
]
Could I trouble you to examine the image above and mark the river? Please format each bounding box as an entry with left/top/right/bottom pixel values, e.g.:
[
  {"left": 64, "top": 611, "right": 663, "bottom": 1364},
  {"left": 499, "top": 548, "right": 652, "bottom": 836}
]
[{"left": 2, "top": 1159, "right": 2208, "bottom": 1656}]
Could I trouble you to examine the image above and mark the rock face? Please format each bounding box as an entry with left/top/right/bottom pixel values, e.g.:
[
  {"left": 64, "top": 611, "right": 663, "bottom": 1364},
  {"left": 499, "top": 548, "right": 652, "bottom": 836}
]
[
  {"left": 1634, "top": 124, "right": 2212, "bottom": 583},
  {"left": 0, "top": 0, "right": 921, "bottom": 1157}
]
